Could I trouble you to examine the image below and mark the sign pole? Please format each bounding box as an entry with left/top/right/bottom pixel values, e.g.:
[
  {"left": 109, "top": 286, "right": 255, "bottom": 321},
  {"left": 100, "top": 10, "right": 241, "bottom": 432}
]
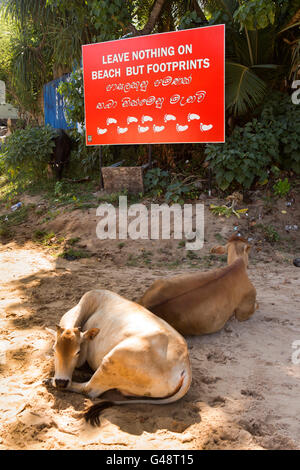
[
  {"left": 148, "top": 144, "right": 152, "bottom": 169},
  {"left": 99, "top": 146, "right": 104, "bottom": 189}
]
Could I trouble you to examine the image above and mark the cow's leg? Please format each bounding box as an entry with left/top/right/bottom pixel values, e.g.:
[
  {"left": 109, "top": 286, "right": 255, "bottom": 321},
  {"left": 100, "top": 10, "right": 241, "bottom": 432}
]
[
  {"left": 235, "top": 292, "right": 257, "bottom": 321},
  {"left": 67, "top": 379, "right": 111, "bottom": 399}
]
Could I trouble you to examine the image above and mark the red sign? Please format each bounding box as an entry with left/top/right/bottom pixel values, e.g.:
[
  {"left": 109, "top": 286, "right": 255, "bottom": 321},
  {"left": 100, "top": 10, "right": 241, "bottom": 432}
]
[{"left": 82, "top": 25, "right": 225, "bottom": 145}]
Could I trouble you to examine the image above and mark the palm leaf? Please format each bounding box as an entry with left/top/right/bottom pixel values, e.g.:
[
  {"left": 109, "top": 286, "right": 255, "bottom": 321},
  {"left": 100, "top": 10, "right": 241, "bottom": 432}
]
[{"left": 226, "top": 61, "right": 267, "bottom": 116}]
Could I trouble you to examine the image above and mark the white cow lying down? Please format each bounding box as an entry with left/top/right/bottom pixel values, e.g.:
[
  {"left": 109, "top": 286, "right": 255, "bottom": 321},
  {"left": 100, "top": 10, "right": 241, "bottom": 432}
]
[{"left": 46, "top": 289, "right": 192, "bottom": 426}]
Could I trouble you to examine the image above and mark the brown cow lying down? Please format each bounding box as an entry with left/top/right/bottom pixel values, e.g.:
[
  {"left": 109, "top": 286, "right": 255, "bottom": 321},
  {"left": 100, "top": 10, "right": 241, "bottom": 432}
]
[
  {"left": 139, "top": 235, "right": 258, "bottom": 335},
  {"left": 46, "top": 289, "right": 191, "bottom": 425}
]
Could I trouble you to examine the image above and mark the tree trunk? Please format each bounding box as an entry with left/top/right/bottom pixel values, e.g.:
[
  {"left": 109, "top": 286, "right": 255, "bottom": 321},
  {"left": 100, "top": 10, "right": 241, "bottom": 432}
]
[
  {"left": 141, "top": 0, "right": 167, "bottom": 35},
  {"left": 193, "top": 0, "right": 207, "bottom": 22}
]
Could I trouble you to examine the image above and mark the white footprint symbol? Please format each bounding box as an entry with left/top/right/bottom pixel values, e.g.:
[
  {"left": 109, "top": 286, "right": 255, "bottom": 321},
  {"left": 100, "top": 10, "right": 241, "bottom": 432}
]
[
  {"left": 200, "top": 123, "right": 213, "bottom": 131},
  {"left": 188, "top": 113, "right": 200, "bottom": 122},
  {"left": 127, "top": 116, "right": 138, "bottom": 124},
  {"left": 176, "top": 124, "right": 189, "bottom": 132},
  {"left": 117, "top": 127, "right": 128, "bottom": 134},
  {"left": 142, "top": 115, "right": 153, "bottom": 124},
  {"left": 164, "top": 114, "right": 176, "bottom": 122},
  {"left": 153, "top": 125, "right": 165, "bottom": 133},
  {"left": 138, "top": 125, "right": 149, "bottom": 133},
  {"left": 107, "top": 118, "right": 117, "bottom": 126},
  {"left": 97, "top": 128, "right": 107, "bottom": 135}
]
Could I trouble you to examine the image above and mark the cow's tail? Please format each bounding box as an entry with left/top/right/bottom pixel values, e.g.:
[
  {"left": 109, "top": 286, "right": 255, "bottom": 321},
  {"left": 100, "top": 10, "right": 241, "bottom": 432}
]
[{"left": 84, "top": 368, "right": 191, "bottom": 426}]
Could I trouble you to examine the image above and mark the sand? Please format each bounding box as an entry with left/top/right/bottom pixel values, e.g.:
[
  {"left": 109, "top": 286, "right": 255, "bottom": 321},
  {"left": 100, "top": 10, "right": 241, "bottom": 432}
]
[{"left": 0, "top": 236, "right": 299, "bottom": 450}]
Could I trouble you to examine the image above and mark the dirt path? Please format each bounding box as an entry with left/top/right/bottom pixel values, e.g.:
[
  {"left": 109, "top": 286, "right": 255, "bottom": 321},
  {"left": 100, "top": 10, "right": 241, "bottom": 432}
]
[{"left": 0, "top": 240, "right": 299, "bottom": 450}]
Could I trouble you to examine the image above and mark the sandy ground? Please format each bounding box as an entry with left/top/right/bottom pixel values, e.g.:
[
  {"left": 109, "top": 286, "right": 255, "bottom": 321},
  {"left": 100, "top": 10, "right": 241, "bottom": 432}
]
[{"left": 0, "top": 233, "right": 300, "bottom": 450}]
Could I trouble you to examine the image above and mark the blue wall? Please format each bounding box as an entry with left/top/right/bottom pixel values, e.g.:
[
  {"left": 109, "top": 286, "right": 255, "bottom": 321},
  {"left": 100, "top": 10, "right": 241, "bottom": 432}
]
[{"left": 44, "top": 74, "right": 72, "bottom": 129}]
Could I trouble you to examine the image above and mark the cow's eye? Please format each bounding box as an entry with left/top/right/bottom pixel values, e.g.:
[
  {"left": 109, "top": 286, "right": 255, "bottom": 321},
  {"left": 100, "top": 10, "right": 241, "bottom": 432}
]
[{"left": 75, "top": 350, "right": 80, "bottom": 355}]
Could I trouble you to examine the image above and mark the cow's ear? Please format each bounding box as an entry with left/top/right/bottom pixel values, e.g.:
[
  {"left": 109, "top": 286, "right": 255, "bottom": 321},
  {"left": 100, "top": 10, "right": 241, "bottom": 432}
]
[
  {"left": 45, "top": 327, "right": 57, "bottom": 338},
  {"left": 82, "top": 328, "right": 100, "bottom": 341},
  {"left": 210, "top": 244, "right": 228, "bottom": 255},
  {"left": 244, "top": 244, "right": 251, "bottom": 254},
  {"left": 55, "top": 324, "right": 64, "bottom": 335}
]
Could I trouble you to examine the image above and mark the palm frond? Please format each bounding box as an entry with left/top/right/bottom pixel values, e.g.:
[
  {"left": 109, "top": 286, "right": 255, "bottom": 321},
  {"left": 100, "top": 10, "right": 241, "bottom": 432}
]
[{"left": 226, "top": 61, "right": 267, "bottom": 116}]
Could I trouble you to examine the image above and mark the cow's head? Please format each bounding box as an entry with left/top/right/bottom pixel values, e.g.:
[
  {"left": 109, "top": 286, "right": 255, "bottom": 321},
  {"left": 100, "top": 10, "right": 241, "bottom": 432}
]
[
  {"left": 211, "top": 235, "right": 251, "bottom": 267},
  {"left": 46, "top": 325, "right": 99, "bottom": 389}
]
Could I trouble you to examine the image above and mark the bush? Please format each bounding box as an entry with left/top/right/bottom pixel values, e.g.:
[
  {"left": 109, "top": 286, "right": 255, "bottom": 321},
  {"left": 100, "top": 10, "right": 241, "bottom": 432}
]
[
  {"left": 144, "top": 168, "right": 170, "bottom": 197},
  {"left": 205, "top": 92, "right": 300, "bottom": 190},
  {"left": 144, "top": 168, "right": 197, "bottom": 204},
  {"left": 0, "top": 125, "right": 56, "bottom": 181}
]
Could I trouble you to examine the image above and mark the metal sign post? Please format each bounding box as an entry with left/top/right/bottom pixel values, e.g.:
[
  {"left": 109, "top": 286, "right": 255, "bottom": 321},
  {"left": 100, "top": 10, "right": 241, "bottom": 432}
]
[{"left": 99, "top": 146, "right": 104, "bottom": 189}]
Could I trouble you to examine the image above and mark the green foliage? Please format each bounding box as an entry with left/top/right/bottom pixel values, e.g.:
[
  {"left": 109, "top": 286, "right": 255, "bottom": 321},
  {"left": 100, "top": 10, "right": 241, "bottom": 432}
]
[
  {"left": 208, "top": 0, "right": 300, "bottom": 115},
  {"left": 165, "top": 181, "right": 191, "bottom": 204},
  {"left": 2, "top": 0, "right": 299, "bottom": 120},
  {"left": 0, "top": 125, "right": 56, "bottom": 181},
  {"left": 233, "top": 0, "right": 276, "bottom": 31},
  {"left": 33, "top": 229, "right": 56, "bottom": 245},
  {"left": 205, "top": 92, "right": 300, "bottom": 190},
  {"left": 262, "top": 93, "right": 300, "bottom": 174},
  {"left": 89, "top": 0, "right": 133, "bottom": 42},
  {"left": 59, "top": 247, "right": 92, "bottom": 260},
  {"left": 57, "top": 69, "right": 115, "bottom": 173},
  {"left": 0, "top": 16, "right": 14, "bottom": 84},
  {"left": 225, "top": 61, "right": 269, "bottom": 116},
  {"left": 144, "top": 168, "right": 170, "bottom": 197},
  {"left": 57, "top": 69, "right": 84, "bottom": 127},
  {"left": 0, "top": 204, "right": 29, "bottom": 239},
  {"left": 205, "top": 121, "right": 278, "bottom": 190},
  {"left": 178, "top": 10, "right": 204, "bottom": 30},
  {"left": 144, "top": 168, "right": 197, "bottom": 203},
  {"left": 273, "top": 178, "right": 291, "bottom": 198},
  {"left": 257, "top": 224, "right": 280, "bottom": 243}
]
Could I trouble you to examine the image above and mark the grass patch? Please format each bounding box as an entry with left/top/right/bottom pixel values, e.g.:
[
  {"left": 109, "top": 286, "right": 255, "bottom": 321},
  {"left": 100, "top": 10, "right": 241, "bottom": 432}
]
[
  {"left": 186, "top": 250, "right": 199, "bottom": 260},
  {"left": 59, "top": 248, "right": 92, "bottom": 261},
  {"left": 68, "top": 237, "right": 80, "bottom": 246},
  {"left": 0, "top": 226, "right": 13, "bottom": 238},
  {"left": 0, "top": 205, "right": 29, "bottom": 227},
  {"left": 33, "top": 230, "right": 65, "bottom": 247},
  {"left": 33, "top": 230, "right": 55, "bottom": 244},
  {"left": 41, "top": 209, "right": 61, "bottom": 223},
  {"left": 257, "top": 224, "right": 280, "bottom": 243}
]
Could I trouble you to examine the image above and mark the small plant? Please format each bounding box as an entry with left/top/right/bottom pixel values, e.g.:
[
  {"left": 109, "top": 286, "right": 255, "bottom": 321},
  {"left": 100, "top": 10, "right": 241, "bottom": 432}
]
[
  {"left": 165, "top": 181, "right": 191, "bottom": 204},
  {"left": 0, "top": 205, "right": 29, "bottom": 227},
  {"left": 54, "top": 181, "right": 65, "bottom": 197},
  {"left": 257, "top": 224, "right": 280, "bottom": 243},
  {"left": 210, "top": 204, "right": 248, "bottom": 219},
  {"left": 0, "top": 226, "right": 12, "bottom": 238},
  {"left": 33, "top": 230, "right": 55, "bottom": 245},
  {"left": 187, "top": 250, "right": 199, "bottom": 260},
  {"left": 273, "top": 178, "right": 291, "bottom": 198},
  {"left": 144, "top": 168, "right": 170, "bottom": 197},
  {"left": 144, "top": 168, "right": 196, "bottom": 204},
  {"left": 68, "top": 237, "right": 80, "bottom": 246},
  {"left": 59, "top": 248, "right": 91, "bottom": 260}
]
